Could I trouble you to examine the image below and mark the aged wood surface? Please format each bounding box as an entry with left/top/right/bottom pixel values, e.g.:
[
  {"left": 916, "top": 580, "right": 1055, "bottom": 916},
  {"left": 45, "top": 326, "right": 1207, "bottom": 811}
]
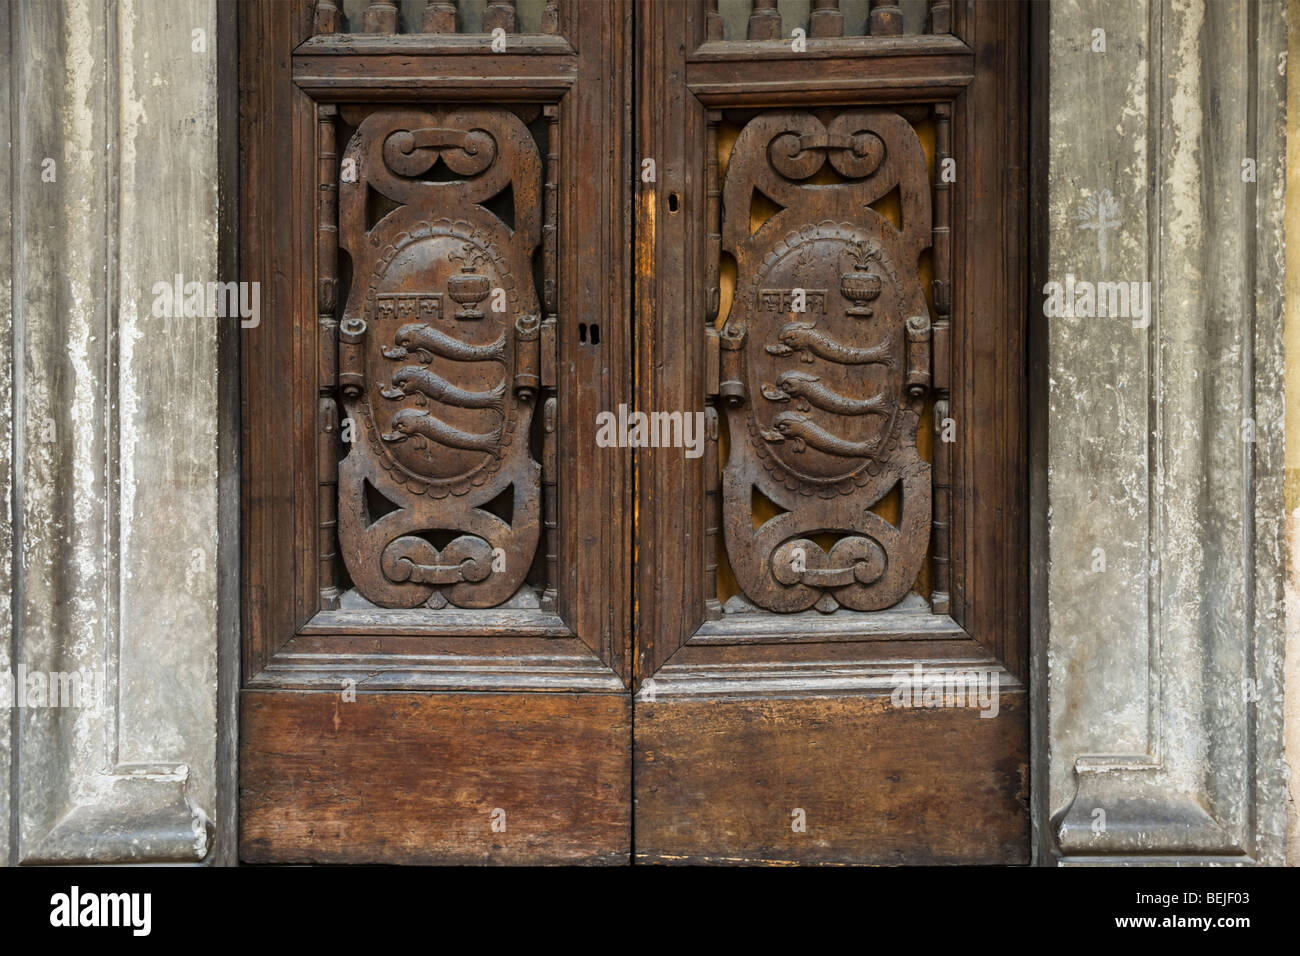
[
  {"left": 633, "top": 0, "right": 708, "bottom": 681},
  {"left": 242, "top": 0, "right": 316, "bottom": 676},
  {"left": 241, "top": 0, "right": 633, "bottom": 865},
  {"left": 293, "top": 35, "right": 579, "bottom": 103},
  {"left": 335, "top": 105, "right": 544, "bottom": 610},
  {"left": 244, "top": 0, "right": 632, "bottom": 671},
  {"left": 242, "top": 0, "right": 1027, "bottom": 866},
  {"left": 635, "top": 691, "right": 1029, "bottom": 865},
  {"left": 317, "top": 101, "right": 342, "bottom": 611},
  {"left": 955, "top": 0, "right": 1029, "bottom": 675},
  {"left": 718, "top": 108, "right": 933, "bottom": 614},
  {"left": 241, "top": 690, "right": 630, "bottom": 864},
  {"left": 631, "top": 0, "right": 1029, "bottom": 866},
  {"left": 686, "top": 37, "right": 973, "bottom": 107}
]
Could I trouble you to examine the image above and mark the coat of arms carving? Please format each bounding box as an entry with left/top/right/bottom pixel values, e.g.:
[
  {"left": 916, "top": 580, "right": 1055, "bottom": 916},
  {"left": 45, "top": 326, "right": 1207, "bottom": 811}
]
[
  {"left": 718, "top": 110, "right": 933, "bottom": 613},
  {"left": 334, "top": 107, "right": 544, "bottom": 609}
]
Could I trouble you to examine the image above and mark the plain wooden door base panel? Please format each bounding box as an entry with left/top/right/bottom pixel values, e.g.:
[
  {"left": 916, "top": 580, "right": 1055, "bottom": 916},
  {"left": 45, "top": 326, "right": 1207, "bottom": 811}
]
[
  {"left": 240, "top": 690, "right": 631, "bottom": 865},
  {"left": 634, "top": 691, "right": 1029, "bottom": 865},
  {"left": 241, "top": 687, "right": 1025, "bottom": 865}
]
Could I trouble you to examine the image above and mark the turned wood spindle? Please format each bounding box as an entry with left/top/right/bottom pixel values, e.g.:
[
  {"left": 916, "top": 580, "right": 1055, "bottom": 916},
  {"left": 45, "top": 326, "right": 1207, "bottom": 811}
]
[
  {"left": 703, "top": 406, "right": 723, "bottom": 620},
  {"left": 540, "top": 105, "right": 561, "bottom": 611},
  {"left": 930, "top": 102, "right": 954, "bottom": 615},
  {"left": 422, "top": 0, "right": 457, "bottom": 34},
  {"left": 929, "top": 0, "right": 952, "bottom": 35},
  {"left": 706, "top": 0, "right": 723, "bottom": 41},
  {"left": 748, "top": 0, "right": 781, "bottom": 40},
  {"left": 869, "top": 0, "right": 904, "bottom": 36},
  {"left": 932, "top": 400, "right": 952, "bottom": 615},
  {"left": 362, "top": 0, "right": 398, "bottom": 34},
  {"left": 483, "top": 0, "right": 517, "bottom": 33},
  {"left": 314, "top": 0, "right": 340, "bottom": 35},
  {"left": 316, "top": 104, "right": 342, "bottom": 610},
  {"left": 809, "top": 0, "right": 844, "bottom": 39},
  {"left": 704, "top": 109, "right": 723, "bottom": 619}
]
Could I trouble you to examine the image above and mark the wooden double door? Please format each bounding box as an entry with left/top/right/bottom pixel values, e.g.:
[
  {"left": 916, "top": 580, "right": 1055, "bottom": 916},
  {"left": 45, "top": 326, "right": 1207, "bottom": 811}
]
[{"left": 240, "top": 0, "right": 1028, "bottom": 865}]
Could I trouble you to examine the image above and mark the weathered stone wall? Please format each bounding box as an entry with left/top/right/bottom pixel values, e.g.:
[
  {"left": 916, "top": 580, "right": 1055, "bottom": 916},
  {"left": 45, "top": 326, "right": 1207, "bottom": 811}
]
[
  {"left": 0, "top": 0, "right": 222, "bottom": 864},
  {"left": 1285, "top": 0, "right": 1300, "bottom": 867},
  {"left": 1034, "top": 0, "right": 1291, "bottom": 864}
]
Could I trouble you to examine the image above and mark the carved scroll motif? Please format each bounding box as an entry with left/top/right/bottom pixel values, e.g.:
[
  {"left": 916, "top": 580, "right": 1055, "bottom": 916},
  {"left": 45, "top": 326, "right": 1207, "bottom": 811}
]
[
  {"left": 718, "top": 110, "right": 932, "bottom": 613},
  {"left": 336, "top": 107, "right": 543, "bottom": 609}
]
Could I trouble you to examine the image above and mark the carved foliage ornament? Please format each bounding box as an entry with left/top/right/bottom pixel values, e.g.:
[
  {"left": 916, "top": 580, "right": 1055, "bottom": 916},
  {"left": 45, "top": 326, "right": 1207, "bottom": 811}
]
[
  {"left": 720, "top": 110, "right": 932, "bottom": 613},
  {"left": 337, "top": 107, "right": 542, "bottom": 609}
]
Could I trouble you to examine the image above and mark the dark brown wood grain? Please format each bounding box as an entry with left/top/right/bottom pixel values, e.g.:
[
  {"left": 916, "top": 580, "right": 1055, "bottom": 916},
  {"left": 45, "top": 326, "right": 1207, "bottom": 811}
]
[
  {"left": 333, "top": 105, "right": 544, "bottom": 610},
  {"left": 686, "top": 36, "right": 974, "bottom": 107},
  {"left": 240, "top": 0, "right": 633, "bottom": 865},
  {"left": 241, "top": 690, "right": 630, "bottom": 864},
  {"left": 633, "top": 0, "right": 1027, "bottom": 663},
  {"left": 292, "top": 35, "right": 578, "bottom": 103},
  {"left": 631, "top": 0, "right": 1029, "bottom": 866},
  {"left": 241, "top": 0, "right": 316, "bottom": 678},
  {"left": 635, "top": 690, "right": 1029, "bottom": 865},
  {"left": 243, "top": 0, "right": 632, "bottom": 670},
  {"left": 955, "top": 0, "right": 1029, "bottom": 677},
  {"left": 633, "top": 0, "right": 708, "bottom": 682},
  {"left": 717, "top": 108, "right": 933, "bottom": 614}
]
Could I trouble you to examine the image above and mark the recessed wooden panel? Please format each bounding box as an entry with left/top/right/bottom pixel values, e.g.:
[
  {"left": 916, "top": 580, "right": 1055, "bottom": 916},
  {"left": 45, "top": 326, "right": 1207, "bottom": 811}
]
[
  {"left": 635, "top": 690, "right": 1029, "bottom": 866},
  {"left": 241, "top": 690, "right": 630, "bottom": 864},
  {"left": 718, "top": 108, "right": 933, "bottom": 614},
  {"left": 335, "top": 105, "right": 544, "bottom": 610}
]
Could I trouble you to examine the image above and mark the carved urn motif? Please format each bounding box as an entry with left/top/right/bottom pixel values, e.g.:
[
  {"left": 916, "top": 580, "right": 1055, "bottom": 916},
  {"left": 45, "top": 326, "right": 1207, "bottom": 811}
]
[
  {"left": 447, "top": 241, "right": 492, "bottom": 320},
  {"left": 840, "top": 239, "right": 884, "bottom": 318}
]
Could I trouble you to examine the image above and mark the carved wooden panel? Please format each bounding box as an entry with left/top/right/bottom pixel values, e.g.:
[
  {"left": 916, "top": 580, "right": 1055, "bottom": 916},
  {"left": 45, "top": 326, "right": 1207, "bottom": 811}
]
[
  {"left": 335, "top": 107, "right": 544, "bottom": 609},
  {"left": 242, "top": 0, "right": 637, "bottom": 866},
  {"left": 718, "top": 109, "right": 932, "bottom": 613}
]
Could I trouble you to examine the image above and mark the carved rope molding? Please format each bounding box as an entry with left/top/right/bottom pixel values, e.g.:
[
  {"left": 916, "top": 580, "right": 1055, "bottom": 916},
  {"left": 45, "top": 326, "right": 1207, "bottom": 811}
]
[{"left": 1039, "top": 0, "right": 1289, "bottom": 864}]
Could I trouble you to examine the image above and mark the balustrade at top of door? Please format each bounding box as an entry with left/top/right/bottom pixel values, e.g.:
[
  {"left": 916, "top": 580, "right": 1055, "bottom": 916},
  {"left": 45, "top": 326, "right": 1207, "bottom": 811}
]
[
  {"left": 312, "top": 1, "right": 559, "bottom": 37},
  {"left": 708, "top": 0, "right": 950, "bottom": 41},
  {"left": 309, "top": 1, "right": 950, "bottom": 41}
]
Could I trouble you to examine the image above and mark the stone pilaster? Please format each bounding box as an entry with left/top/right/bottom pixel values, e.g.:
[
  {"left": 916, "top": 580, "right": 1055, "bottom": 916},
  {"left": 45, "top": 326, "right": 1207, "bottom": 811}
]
[
  {"left": 1, "top": 0, "right": 223, "bottom": 864},
  {"left": 1033, "top": 0, "right": 1290, "bottom": 864}
]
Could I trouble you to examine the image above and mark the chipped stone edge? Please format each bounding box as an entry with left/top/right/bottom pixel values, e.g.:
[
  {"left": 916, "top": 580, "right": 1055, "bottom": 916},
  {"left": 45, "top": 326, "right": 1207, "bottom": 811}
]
[{"left": 21, "top": 765, "right": 212, "bottom": 865}]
